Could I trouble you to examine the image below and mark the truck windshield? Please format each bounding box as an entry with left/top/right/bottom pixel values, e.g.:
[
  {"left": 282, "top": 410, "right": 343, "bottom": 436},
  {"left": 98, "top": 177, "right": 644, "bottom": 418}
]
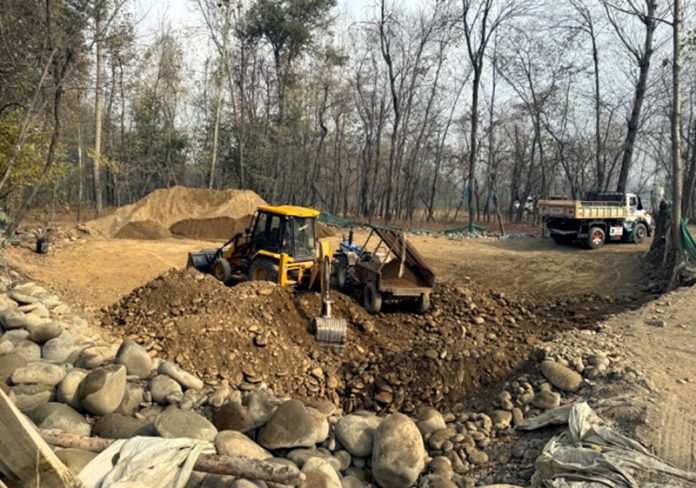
[{"left": 291, "top": 217, "right": 316, "bottom": 259}]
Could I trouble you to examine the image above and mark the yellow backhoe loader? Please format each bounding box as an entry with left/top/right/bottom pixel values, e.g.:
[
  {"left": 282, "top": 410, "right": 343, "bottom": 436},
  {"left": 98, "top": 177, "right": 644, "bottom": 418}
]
[{"left": 187, "top": 205, "right": 347, "bottom": 348}]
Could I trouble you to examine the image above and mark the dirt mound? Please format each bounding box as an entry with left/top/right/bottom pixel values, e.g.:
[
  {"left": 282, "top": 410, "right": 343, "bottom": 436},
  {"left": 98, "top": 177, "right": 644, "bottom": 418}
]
[
  {"left": 87, "top": 186, "right": 266, "bottom": 239},
  {"left": 317, "top": 222, "right": 335, "bottom": 238},
  {"left": 114, "top": 220, "right": 171, "bottom": 240},
  {"left": 170, "top": 215, "right": 253, "bottom": 240},
  {"left": 101, "top": 269, "right": 628, "bottom": 413}
]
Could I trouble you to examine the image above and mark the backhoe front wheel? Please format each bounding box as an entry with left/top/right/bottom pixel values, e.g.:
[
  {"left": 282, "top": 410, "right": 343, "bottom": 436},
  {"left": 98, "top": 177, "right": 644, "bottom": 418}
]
[
  {"left": 586, "top": 227, "right": 605, "bottom": 250},
  {"left": 363, "top": 282, "right": 383, "bottom": 315},
  {"left": 249, "top": 257, "right": 279, "bottom": 283},
  {"left": 213, "top": 258, "right": 232, "bottom": 283}
]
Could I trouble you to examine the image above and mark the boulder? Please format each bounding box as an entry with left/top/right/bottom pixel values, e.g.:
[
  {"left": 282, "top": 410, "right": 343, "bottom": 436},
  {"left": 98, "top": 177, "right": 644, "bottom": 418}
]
[
  {"left": 159, "top": 361, "right": 204, "bottom": 390},
  {"left": 288, "top": 449, "right": 341, "bottom": 472},
  {"left": 0, "top": 309, "right": 30, "bottom": 329},
  {"left": 42, "top": 336, "right": 82, "bottom": 363},
  {"left": 27, "top": 321, "right": 63, "bottom": 343},
  {"left": 154, "top": 408, "right": 217, "bottom": 441},
  {"left": 12, "top": 383, "right": 54, "bottom": 412},
  {"left": 56, "top": 448, "right": 98, "bottom": 475},
  {"left": 334, "top": 412, "right": 382, "bottom": 457},
  {"left": 116, "top": 383, "right": 145, "bottom": 416},
  {"left": 244, "top": 391, "right": 277, "bottom": 427},
  {"left": 417, "top": 408, "right": 447, "bottom": 437},
  {"left": 115, "top": 341, "right": 153, "bottom": 379},
  {"left": 540, "top": 360, "right": 583, "bottom": 393},
  {"left": 57, "top": 368, "right": 88, "bottom": 409},
  {"left": 214, "top": 430, "right": 272, "bottom": 460},
  {"left": 149, "top": 374, "right": 183, "bottom": 405},
  {"left": 301, "top": 457, "right": 342, "bottom": 488},
  {"left": 0, "top": 352, "right": 27, "bottom": 382},
  {"left": 94, "top": 413, "right": 153, "bottom": 439},
  {"left": 74, "top": 345, "right": 116, "bottom": 369},
  {"left": 3, "top": 329, "right": 30, "bottom": 343},
  {"left": 9, "top": 290, "right": 39, "bottom": 304},
  {"left": 532, "top": 390, "right": 561, "bottom": 410},
  {"left": 259, "top": 400, "right": 329, "bottom": 450},
  {"left": 29, "top": 402, "right": 91, "bottom": 437},
  {"left": 212, "top": 400, "right": 255, "bottom": 433},
  {"left": 372, "top": 413, "right": 426, "bottom": 488},
  {"left": 78, "top": 364, "right": 127, "bottom": 415},
  {"left": 13, "top": 340, "right": 42, "bottom": 361},
  {"left": 12, "top": 361, "right": 67, "bottom": 386},
  {"left": 0, "top": 339, "right": 14, "bottom": 355},
  {"left": 491, "top": 410, "right": 513, "bottom": 430}
]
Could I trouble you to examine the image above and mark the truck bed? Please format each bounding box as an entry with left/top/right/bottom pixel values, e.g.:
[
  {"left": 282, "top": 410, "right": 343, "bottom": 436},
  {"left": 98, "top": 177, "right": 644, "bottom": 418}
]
[{"left": 538, "top": 199, "right": 626, "bottom": 220}]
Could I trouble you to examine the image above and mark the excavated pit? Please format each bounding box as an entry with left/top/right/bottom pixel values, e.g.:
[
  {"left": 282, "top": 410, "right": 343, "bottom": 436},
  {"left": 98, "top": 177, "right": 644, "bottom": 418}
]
[{"left": 100, "top": 267, "right": 660, "bottom": 414}]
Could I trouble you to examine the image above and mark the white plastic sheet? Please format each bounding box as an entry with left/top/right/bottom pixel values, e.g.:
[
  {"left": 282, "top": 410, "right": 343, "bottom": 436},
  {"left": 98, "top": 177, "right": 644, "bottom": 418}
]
[
  {"left": 519, "top": 402, "right": 696, "bottom": 488},
  {"left": 78, "top": 436, "right": 214, "bottom": 488}
]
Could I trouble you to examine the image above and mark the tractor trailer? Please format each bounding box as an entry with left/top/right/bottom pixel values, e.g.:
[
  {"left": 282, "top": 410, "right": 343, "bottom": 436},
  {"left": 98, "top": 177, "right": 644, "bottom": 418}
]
[{"left": 538, "top": 192, "right": 653, "bottom": 249}]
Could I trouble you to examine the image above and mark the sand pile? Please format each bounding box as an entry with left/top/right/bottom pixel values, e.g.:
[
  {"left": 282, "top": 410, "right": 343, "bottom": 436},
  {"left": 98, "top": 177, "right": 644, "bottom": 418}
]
[
  {"left": 87, "top": 186, "right": 266, "bottom": 240},
  {"left": 101, "top": 269, "right": 622, "bottom": 412}
]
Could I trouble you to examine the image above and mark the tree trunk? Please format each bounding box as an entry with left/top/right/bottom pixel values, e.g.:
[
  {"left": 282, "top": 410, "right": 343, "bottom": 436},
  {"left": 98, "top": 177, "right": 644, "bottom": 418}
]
[
  {"left": 468, "top": 68, "right": 481, "bottom": 232},
  {"left": 615, "top": 1, "right": 657, "bottom": 193},
  {"left": 209, "top": 72, "right": 224, "bottom": 189},
  {"left": 670, "top": 0, "right": 683, "bottom": 259},
  {"left": 93, "top": 6, "right": 105, "bottom": 217}
]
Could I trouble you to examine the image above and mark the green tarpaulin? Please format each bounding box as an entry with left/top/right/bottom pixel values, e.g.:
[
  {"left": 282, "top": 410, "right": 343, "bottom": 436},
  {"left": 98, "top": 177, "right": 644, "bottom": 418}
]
[
  {"left": 681, "top": 219, "right": 696, "bottom": 262},
  {"left": 318, "top": 212, "right": 486, "bottom": 236}
]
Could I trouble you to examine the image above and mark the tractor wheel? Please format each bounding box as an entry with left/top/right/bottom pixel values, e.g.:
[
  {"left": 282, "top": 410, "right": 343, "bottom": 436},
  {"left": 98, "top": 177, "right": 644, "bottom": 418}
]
[
  {"left": 249, "top": 257, "right": 279, "bottom": 283},
  {"left": 363, "top": 282, "right": 383, "bottom": 315},
  {"left": 632, "top": 223, "right": 648, "bottom": 244},
  {"left": 213, "top": 258, "right": 232, "bottom": 283},
  {"left": 333, "top": 255, "right": 349, "bottom": 290},
  {"left": 416, "top": 293, "right": 431, "bottom": 314},
  {"left": 586, "top": 227, "right": 605, "bottom": 249}
]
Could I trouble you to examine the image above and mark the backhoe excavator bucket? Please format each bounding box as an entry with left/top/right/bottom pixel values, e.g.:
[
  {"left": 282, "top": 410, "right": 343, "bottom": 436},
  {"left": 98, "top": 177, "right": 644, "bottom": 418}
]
[
  {"left": 186, "top": 249, "right": 218, "bottom": 274},
  {"left": 313, "top": 251, "right": 347, "bottom": 351}
]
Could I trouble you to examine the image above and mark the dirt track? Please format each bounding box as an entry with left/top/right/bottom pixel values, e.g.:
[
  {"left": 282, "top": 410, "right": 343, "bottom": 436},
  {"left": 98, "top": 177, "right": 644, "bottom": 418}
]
[{"left": 8, "top": 231, "right": 652, "bottom": 314}]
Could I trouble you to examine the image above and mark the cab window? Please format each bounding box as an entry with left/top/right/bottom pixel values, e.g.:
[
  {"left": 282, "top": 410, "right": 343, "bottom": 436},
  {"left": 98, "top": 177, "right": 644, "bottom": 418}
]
[
  {"left": 291, "top": 217, "right": 316, "bottom": 259},
  {"left": 251, "top": 212, "right": 282, "bottom": 252},
  {"left": 629, "top": 196, "right": 637, "bottom": 207}
]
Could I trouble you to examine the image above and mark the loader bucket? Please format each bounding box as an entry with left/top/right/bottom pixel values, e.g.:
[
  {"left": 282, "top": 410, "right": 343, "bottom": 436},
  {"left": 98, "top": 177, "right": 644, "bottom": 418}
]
[
  {"left": 313, "top": 316, "right": 347, "bottom": 351},
  {"left": 186, "top": 249, "right": 218, "bottom": 274}
]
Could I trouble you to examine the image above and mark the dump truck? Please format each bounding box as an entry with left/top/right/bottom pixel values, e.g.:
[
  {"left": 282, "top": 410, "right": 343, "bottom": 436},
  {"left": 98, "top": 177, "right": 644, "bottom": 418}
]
[
  {"left": 187, "top": 205, "right": 347, "bottom": 348},
  {"left": 538, "top": 192, "right": 653, "bottom": 249}
]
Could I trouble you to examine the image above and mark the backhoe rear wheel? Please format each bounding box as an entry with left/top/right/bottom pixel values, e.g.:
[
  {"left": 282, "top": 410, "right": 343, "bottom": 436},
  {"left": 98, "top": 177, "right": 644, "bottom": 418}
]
[
  {"left": 249, "top": 257, "right": 279, "bottom": 283},
  {"left": 586, "top": 227, "right": 605, "bottom": 249},
  {"left": 213, "top": 258, "right": 232, "bottom": 283},
  {"left": 363, "top": 282, "right": 383, "bottom": 315}
]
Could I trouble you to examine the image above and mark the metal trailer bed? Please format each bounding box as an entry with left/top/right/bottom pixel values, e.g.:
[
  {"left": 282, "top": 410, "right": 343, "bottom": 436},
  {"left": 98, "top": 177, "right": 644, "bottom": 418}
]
[{"left": 339, "top": 227, "right": 436, "bottom": 314}]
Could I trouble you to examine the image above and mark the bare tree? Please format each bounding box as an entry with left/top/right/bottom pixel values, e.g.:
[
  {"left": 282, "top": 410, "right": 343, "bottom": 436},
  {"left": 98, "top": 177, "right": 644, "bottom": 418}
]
[
  {"left": 460, "top": 0, "right": 515, "bottom": 232},
  {"left": 670, "top": 0, "right": 683, "bottom": 260},
  {"left": 603, "top": 0, "right": 659, "bottom": 193}
]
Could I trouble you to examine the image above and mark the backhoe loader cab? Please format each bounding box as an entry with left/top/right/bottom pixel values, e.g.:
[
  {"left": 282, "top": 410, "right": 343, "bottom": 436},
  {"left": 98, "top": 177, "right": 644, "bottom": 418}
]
[{"left": 249, "top": 206, "right": 318, "bottom": 263}]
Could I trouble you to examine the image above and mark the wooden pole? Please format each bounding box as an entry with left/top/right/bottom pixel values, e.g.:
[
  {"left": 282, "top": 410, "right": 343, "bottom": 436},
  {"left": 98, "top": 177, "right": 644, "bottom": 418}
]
[
  {"left": 38, "top": 430, "right": 305, "bottom": 486},
  {"left": 0, "top": 390, "right": 79, "bottom": 487}
]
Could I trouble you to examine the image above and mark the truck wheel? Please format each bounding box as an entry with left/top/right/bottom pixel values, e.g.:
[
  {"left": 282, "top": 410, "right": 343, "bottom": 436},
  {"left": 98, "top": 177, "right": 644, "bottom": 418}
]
[
  {"left": 213, "top": 258, "right": 232, "bottom": 283},
  {"left": 632, "top": 223, "right": 648, "bottom": 244},
  {"left": 363, "top": 282, "right": 383, "bottom": 314},
  {"left": 249, "top": 257, "right": 279, "bottom": 283},
  {"left": 586, "top": 227, "right": 605, "bottom": 249}
]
